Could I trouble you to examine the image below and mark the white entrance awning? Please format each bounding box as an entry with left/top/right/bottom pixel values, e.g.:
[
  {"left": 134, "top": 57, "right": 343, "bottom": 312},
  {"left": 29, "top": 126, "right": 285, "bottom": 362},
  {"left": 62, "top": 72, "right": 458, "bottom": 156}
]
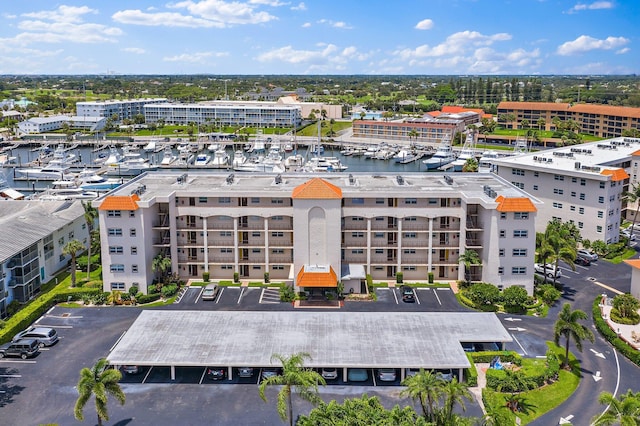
[{"left": 341, "top": 263, "right": 366, "bottom": 280}]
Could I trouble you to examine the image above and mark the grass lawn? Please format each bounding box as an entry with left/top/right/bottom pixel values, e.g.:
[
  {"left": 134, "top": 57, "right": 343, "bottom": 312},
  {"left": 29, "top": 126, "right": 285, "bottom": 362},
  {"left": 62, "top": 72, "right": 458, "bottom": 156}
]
[
  {"left": 483, "top": 342, "right": 580, "bottom": 424},
  {"left": 606, "top": 248, "right": 637, "bottom": 264},
  {"left": 297, "top": 120, "right": 351, "bottom": 137}
]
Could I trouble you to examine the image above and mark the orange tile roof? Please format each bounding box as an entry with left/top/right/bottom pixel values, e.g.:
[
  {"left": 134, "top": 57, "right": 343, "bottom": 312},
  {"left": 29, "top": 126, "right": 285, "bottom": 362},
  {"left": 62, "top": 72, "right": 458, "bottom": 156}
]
[
  {"left": 631, "top": 150, "right": 640, "bottom": 157},
  {"left": 498, "top": 101, "right": 570, "bottom": 111},
  {"left": 296, "top": 266, "right": 338, "bottom": 288},
  {"left": 495, "top": 195, "right": 537, "bottom": 213},
  {"left": 600, "top": 168, "right": 629, "bottom": 182},
  {"left": 291, "top": 178, "right": 342, "bottom": 199},
  {"left": 427, "top": 111, "right": 443, "bottom": 117},
  {"left": 442, "top": 106, "right": 484, "bottom": 115},
  {"left": 98, "top": 194, "right": 140, "bottom": 211},
  {"left": 498, "top": 101, "right": 640, "bottom": 119},
  {"left": 624, "top": 259, "right": 640, "bottom": 269}
]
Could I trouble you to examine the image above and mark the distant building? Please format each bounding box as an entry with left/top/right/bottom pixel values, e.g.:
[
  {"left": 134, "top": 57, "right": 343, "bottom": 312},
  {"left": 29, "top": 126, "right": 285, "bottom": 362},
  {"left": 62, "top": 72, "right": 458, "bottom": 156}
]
[
  {"left": 0, "top": 201, "right": 89, "bottom": 317},
  {"left": 17, "top": 115, "right": 106, "bottom": 135},
  {"left": 95, "top": 172, "right": 539, "bottom": 297},
  {"left": 497, "top": 101, "right": 640, "bottom": 138},
  {"left": 76, "top": 98, "right": 167, "bottom": 123},
  {"left": 353, "top": 117, "right": 466, "bottom": 145},
  {"left": 246, "top": 87, "right": 313, "bottom": 102}
]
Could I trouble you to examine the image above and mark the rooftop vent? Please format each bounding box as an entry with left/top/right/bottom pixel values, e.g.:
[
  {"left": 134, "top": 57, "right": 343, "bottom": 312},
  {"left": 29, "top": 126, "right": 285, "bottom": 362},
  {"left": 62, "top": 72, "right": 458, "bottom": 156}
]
[
  {"left": 348, "top": 174, "right": 355, "bottom": 185},
  {"left": 176, "top": 173, "right": 188, "bottom": 184},
  {"left": 274, "top": 174, "right": 282, "bottom": 185},
  {"left": 130, "top": 184, "right": 147, "bottom": 197},
  {"left": 396, "top": 175, "right": 404, "bottom": 185},
  {"left": 443, "top": 175, "right": 453, "bottom": 185},
  {"left": 226, "top": 173, "right": 235, "bottom": 185},
  {"left": 483, "top": 185, "right": 497, "bottom": 199}
]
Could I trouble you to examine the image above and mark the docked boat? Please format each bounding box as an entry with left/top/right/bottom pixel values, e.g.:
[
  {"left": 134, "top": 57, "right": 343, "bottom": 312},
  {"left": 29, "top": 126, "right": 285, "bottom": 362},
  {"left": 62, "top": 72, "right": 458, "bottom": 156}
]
[
  {"left": 284, "top": 154, "right": 305, "bottom": 169},
  {"left": 73, "top": 168, "right": 122, "bottom": 191},
  {"left": 310, "top": 145, "right": 324, "bottom": 155},
  {"left": 450, "top": 132, "right": 477, "bottom": 172},
  {"left": 194, "top": 153, "right": 211, "bottom": 166},
  {"left": 207, "top": 143, "right": 221, "bottom": 152},
  {"left": 102, "top": 146, "right": 123, "bottom": 166},
  {"left": 478, "top": 150, "right": 500, "bottom": 173},
  {"left": 210, "top": 149, "right": 229, "bottom": 168},
  {"left": 38, "top": 187, "right": 99, "bottom": 201},
  {"left": 160, "top": 146, "right": 177, "bottom": 166},
  {"left": 143, "top": 140, "right": 158, "bottom": 152},
  {"left": 48, "top": 144, "right": 78, "bottom": 167},
  {"left": 234, "top": 154, "right": 285, "bottom": 173},
  {"left": 15, "top": 163, "right": 71, "bottom": 180},
  {"left": 232, "top": 150, "right": 247, "bottom": 169},
  {"left": 394, "top": 149, "right": 417, "bottom": 163},
  {"left": 304, "top": 157, "right": 348, "bottom": 172},
  {"left": 423, "top": 135, "right": 457, "bottom": 170}
]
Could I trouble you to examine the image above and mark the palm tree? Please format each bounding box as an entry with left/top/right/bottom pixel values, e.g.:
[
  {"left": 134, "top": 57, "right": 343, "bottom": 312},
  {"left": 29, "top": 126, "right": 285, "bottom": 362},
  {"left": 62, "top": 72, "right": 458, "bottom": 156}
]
[
  {"left": 592, "top": 389, "right": 640, "bottom": 425},
  {"left": 459, "top": 250, "right": 481, "bottom": 284},
  {"left": 624, "top": 183, "right": 640, "bottom": 247},
  {"left": 400, "top": 369, "right": 445, "bottom": 421},
  {"left": 441, "top": 378, "right": 473, "bottom": 421},
  {"left": 63, "top": 239, "right": 85, "bottom": 287},
  {"left": 258, "top": 352, "right": 326, "bottom": 426},
  {"left": 544, "top": 220, "right": 578, "bottom": 286},
  {"left": 554, "top": 303, "right": 595, "bottom": 368},
  {"left": 81, "top": 201, "right": 98, "bottom": 280},
  {"left": 74, "top": 358, "right": 125, "bottom": 426},
  {"left": 152, "top": 253, "right": 172, "bottom": 284},
  {"left": 537, "top": 117, "right": 546, "bottom": 132}
]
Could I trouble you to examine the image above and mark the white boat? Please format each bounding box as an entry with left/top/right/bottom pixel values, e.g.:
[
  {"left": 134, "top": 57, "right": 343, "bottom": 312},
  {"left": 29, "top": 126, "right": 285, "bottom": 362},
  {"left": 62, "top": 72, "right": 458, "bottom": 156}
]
[
  {"left": 394, "top": 149, "right": 416, "bottom": 163},
  {"left": 102, "top": 146, "right": 123, "bottom": 166},
  {"left": 423, "top": 135, "right": 457, "bottom": 170},
  {"left": 194, "top": 153, "right": 211, "bottom": 166},
  {"left": 284, "top": 154, "right": 305, "bottom": 169},
  {"left": 207, "top": 143, "right": 221, "bottom": 152},
  {"left": 38, "top": 187, "right": 98, "bottom": 201},
  {"left": 160, "top": 146, "right": 177, "bottom": 166},
  {"left": 105, "top": 155, "right": 154, "bottom": 176},
  {"left": 143, "top": 140, "right": 157, "bottom": 152},
  {"left": 210, "top": 149, "right": 229, "bottom": 168},
  {"left": 175, "top": 150, "right": 195, "bottom": 166},
  {"left": 363, "top": 145, "right": 378, "bottom": 158},
  {"left": 234, "top": 154, "right": 285, "bottom": 173},
  {"left": 15, "top": 163, "right": 71, "bottom": 180},
  {"left": 48, "top": 144, "right": 77, "bottom": 167},
  {"left": 478, "top": 150, "right": 500, "bottom": 173},
  {"left": 232, "top": 150, "right": 247, "bottom": 169},
  {"left": 450, "top": 132, "right": 477, "bottom": 172},
  {"left": 283, "top": 143, "right": 293, "bottom": 152},
  {"left": 304, "top": 157, "right": 348, "bottom": 172}
]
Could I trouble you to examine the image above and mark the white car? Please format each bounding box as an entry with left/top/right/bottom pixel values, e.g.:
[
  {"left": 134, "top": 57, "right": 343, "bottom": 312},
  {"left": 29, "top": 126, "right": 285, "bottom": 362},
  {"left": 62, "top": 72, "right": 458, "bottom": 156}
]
[
  {"left": 621, "top": 229, "right": 636, "bottom": 241},
  {"left": 577, "top": 249, "right": 598, "bottom": 261},
  {"left": 321, "top": 368, "right": 338, "bottom": 380},
  {"left": 534, "top": 263, "right": 562, "bottom": 278}
]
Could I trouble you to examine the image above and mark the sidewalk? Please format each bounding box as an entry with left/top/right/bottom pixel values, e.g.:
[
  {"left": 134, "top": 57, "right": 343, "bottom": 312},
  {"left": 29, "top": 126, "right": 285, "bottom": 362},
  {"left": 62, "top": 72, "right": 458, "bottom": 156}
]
[{"left": 469, "top": 363, "right": 488, "bottom": 413}]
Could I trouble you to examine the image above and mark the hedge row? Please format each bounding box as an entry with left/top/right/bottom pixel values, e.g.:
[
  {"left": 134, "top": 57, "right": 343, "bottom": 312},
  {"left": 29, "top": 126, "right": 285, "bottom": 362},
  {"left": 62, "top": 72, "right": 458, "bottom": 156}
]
[
  {"left": 463, "top": 353, "right": 478, "bottom": 387},
  {"left": 469, "top": 350, "right": 522, "bottom": 365},
  {"left": 485, "top": 351, "right": 559, "bottom": 391},
  {"left": 137, "top": 293, "right": 163, "bottom": 304},
  {"left": 592, "top": 297, "right": 640, "bottom": 366},
  {"left": 0, "top": 285, "right": 100, "bottom": 345}
]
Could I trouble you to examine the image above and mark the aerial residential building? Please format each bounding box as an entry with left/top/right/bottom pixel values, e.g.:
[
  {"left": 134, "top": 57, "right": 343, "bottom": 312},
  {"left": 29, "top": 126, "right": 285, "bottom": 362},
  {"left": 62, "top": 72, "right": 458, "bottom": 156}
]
[
  {"left": 491, "top": 136, "right": 640, "bottom": 242},
  {"left": 0, "top": 201, "right": 89, "bottom": 317},
  {"left": 16, "top": 115, "right": 106, "bottom": 135},
  {"left": 76, "top": 98, "right": 167, "bottom": 123},
  {"left": 497, "top": 102, "right": 640, "bottom": 138},
  {"left": 352, "top": 116, "right": 467, "bottom": 145},
  {"left": 95, "top": 172, "right": 539, "bottom": 297},
  {"left": 143, "top": 101, "right": 303, "bottom": 128}
]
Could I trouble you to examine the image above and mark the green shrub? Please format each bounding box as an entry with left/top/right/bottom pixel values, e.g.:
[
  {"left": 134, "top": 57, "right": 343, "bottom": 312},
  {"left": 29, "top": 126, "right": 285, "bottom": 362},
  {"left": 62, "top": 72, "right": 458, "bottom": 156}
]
[
  {"left": 428, "top": 272, "right": 434, "bottom": 284},
  {"left": 469, "top": 351, "right": 522, "bottom": 365},
  {"left": 466, "top": 282, "right": 501, "bottom": 306},
  {"left": 610, "top": 308, "right": 640, "bottom": 325},
  {"left": 502, "top": 286, "right": 529, "bottom": 313},
  {"left": 536, "top": 284, "right": 561, "bottom": 306},
  {"left": 202, "top": 271, "right": 210, "bottom": 282},
  {"left": 233, "top": 272, "right": 240, "bottom": 283},
  {"left": 464, "top": 353, "right": 478, "bottom": 386},
  {"left": 396, "top": 272, "right": 403, "bottom": 284},
  {"left": 161, "top": 284, "right": 178, "bottom": 298},
  {"left": 129, "top": 286, "right": 138, "bottom": 296},
  {"left": 137, "top": 293, "right": 162, "bottom": 304},
  {"left": 264, "top": 272, "right": 270, "bottom": 283},
  {"left": 593, "top": 297, "right": 640, "bottom": 366},
  {"left": 279, "top": 284, "right": 295, "bottom": 302}
]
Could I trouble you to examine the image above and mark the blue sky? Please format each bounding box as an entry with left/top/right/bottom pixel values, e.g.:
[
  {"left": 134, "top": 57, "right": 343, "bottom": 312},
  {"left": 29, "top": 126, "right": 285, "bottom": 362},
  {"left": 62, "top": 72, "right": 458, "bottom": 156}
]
[{"left": 0, "top": 0, "right": 638, "bottom": 75}]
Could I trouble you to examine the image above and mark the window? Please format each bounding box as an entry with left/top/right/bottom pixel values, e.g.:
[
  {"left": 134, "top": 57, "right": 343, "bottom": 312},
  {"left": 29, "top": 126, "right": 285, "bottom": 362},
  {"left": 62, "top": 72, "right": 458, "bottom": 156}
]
[
  {"left": 570, "top": 206, "right": 576, "bottom": 211},
  {"left": 107, "top": 210, "right": 121, "bottom": 217},
  {"left": 533, "top": 171, "right": 539, "bottom": 177},
  {"left": 351, "top": 249, "right": 364, "bottom": 254},
  {"left": 578, "top": 222, "right": 584, "bottom": 229},
  {"left": 351, "top": 198, "right": 364, "bottom": 204},
  {"left": 513, "top": 230, "right": 528, "bottom": 238},
  {"left": 533, "top": 185, "right": 538, "bottom": 190},
  {"left": 129, "top": 210, "right": 135, "bottom": 218},
  {"left": 351, "top": 217, "right": 364, "bottom": 221},
  {"left": 58, "top": 237, "right": 65, "bottom": 246},
  {"left": 499, "top": 249, "right": 505, "bottom": 256},
  {"left": 579, "top": 193, "right": 585, "bottom": 200},
  {"left": 512, "top": 169, "right": 525, "bottom": 176},
  {"left": 403, "top": 266, "right": 417, "bottom": 271},
  {"left": 130, "top": 228, "right": 136, "bottom": 237},
  {"left": 571, "top": 177, "right": 577, "bottom": 183},
  {"left": 108, "top": 228, "right": 122, "bottom": 236},
  {"left": 404, "top": 198, "right": 417, "bottom": 205},
  {"left": 403, "top": 249, "right": 416, "bottom": 254},
  {"left": 512, "top": 249, "right": 527, "bottom": 257},
  {"left": 512, "top": 267, "right": 527, "bottom": 275},
  {"left": 271, "top": 198, "right": 284, "bottom": 204},
  {"left": 552, "top": 202, "right": 563, "bottom": 208},
  {"left": 554, "top": 175, "right": 564, "bottom": 181},
  {"left": 219, "top": 197, "right": 231, "bottom": 204},
  {"left": 571, "top": 191, "right": 576, "bottom": 197},
  {"left": 252, "top": 265, "right": 261, "bottom": 270},
  {"left": 251, "top": 197, "right": 260, "bottom": 203},
  {"left": 500, "top": 212, "right": 507, "bottom": 220},
  {"left": 220, "top": 248, "right": 233, "bottom": 253},
  {"left": 273, "top": 265, "right": 285, "bottom": 270},
  {"left": 271, "top": 232, "right": 284, "bottom": 237},
  {"left": 403, "top": 232, "right": 417, "bottom": 238},
  {"left": 599, "top": 182, "right": 606, "bottom": 189},
  {"left": 512, "top": 182, "right": 524, "bottom": 189},
  {"left": 404, "top": 216, "right": 417, "bottom": 222},
  {"left": 109, "top": 246, "right": 123, "bottom": 254},
  {"left": 68, "top": 231, "right": 74, "bottom": 239},
  {"left": 375, "top": 249, "right": 384, "bottom": 254},
  {"left": 221, "top": 265, "right": 233, "bottom": 270},
  {"left": 110, "top": 264, "right": 125, "bottom": 273},
  {"left": 579, "top": 207, "right": 584, "bottom": 214},
  {"left": 272, "top": 249, "right": 284, "bottom": 254},
  {"left": 498, "top": 267, "right": 504, "bottom": 275},
  {"left": 374, "top": 232, "right": 384, "bottom": 238},
  {"left": 597, "top": 211, "right": 604, "bottom": 218},
  {"left": 252, "top": 249, "right": 261, "bottom": 253},
  {"left": 110, "top": 282, "right": 125, "bottom": 290},
  {"left": 132, "top": 265, "right": 138, "bottom": 273},
  {"left": 553, "top": 188, "right": 564, "bottom": 195},
  {"left": 597, "top": 226, "right": 602, "bottom": 233},
  {"left": 252, "top": 232, "right": 261, "bottom": 237},
  {"left": 598, "top": 196, "right": 604, "bottom": 204},
  {"left": 131, "top": 247, "right": 137, "bottom": 255},
  {"left": 272, "top": 216, "right": 284, "bottom": 221},
  {"left": 499, "top": 230, "right": 506, "bottom": 238},
  {"left": 220, "top": 231, "right": 232, "bottom": 237},
  {"left": 580, "top": 179, "right": 586, "bottom": 186},
  {"left": 375, "top": 198, "right": 385, "bottom": 204},
  {"left": 514, "top": 212, "right": 529, "bottom": 220},
  {"left": 351, "top": 232, "right": 364, "bottom": 238}
]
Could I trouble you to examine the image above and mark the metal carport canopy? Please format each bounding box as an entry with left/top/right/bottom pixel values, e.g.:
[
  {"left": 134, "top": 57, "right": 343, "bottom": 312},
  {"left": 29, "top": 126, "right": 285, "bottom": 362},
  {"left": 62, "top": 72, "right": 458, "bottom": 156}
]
[{"left": 107, "top": 311, "right": 512, "bottom": 369}]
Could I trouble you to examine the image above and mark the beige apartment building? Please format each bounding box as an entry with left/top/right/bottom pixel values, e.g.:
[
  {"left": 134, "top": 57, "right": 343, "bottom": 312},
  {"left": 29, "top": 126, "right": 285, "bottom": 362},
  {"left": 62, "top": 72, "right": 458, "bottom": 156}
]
[{"left": 95, "top": 172, "right": 539, "bottom": 296}]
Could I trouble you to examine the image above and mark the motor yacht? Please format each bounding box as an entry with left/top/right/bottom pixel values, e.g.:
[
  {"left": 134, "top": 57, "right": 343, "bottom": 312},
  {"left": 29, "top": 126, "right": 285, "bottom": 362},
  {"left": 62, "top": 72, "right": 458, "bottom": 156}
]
[
  {"left": 210, "top": 149, "right": 229, "bottom": 168},
  {"left": 194, "top": 153, "right": 211, "bottom": 166},
  {"left": 423, "top": 135, "right": 457, "bottom": 170}
]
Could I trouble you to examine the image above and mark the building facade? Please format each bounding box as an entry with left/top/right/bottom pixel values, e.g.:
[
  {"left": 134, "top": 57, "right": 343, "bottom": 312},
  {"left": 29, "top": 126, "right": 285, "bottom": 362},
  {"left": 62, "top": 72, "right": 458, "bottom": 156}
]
[
  {"left": 76, "top": 98, "right": 168, "bottom": 122},
  {"left": 143, "top": 101, "right": 302, "bottom": 128},
  {"left": 352, "top": 118, "right": 467, "bottom": 145},
  {"left": 492, "top": 136, "right": 639, "bottom": 242},
  {"left": 497, "top": 102, "right": 640, "bottom": 138},
  {"left": 17, "top": 115, "right": 106, "bottom": 134},
  {"left": 95, "top": 172, "right": 539, "bottom": 296},
  {"left": 0, "top": 201, "right": 89, "bottom": 317}
]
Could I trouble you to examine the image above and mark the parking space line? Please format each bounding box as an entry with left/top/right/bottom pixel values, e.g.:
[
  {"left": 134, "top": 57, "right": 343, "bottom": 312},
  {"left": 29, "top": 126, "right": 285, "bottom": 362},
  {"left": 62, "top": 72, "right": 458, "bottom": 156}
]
[
  {"left": 142, "top": 367, "right": 153, "bottom": 384},
  {"left": 511, "top": 333, "right": 528, "bottom": 356},
  {"left": 238, "top": 288, "right": 245, "bottom": 304},
  {"left": 199, "top": 368, "right": 207, "bottom": 384},
  {"left": 391, "top": 289, "right": 399, "bottom": 304},
  {"left": 0, "top": 360, "right": 36, "bottom": 364},
  {"left": 414, "top": 289, "right": 421, "bottom": 305},
  {"left": 436, "top": 287, "right": 451, "bottom": 291},
  {"left": 35, "top": 324, "right": 73, "bottom": 329},
  {"left": 372, "top": 372, "right": 377, "bottom": 387},
  {"left": 433, "top": 289, "right": 442, "bottom": 305},
  {"left": 194, "top": 287, "right": 204, "bottom": 304},
  {"left": 0, "top": 374, "right": 22, "bottom": 378},
  {"left": 258, "top": 288, "right": 265, "bottom": 304},
  {"left": 215, "top": 288, "right": 224, "bottom": 304}
]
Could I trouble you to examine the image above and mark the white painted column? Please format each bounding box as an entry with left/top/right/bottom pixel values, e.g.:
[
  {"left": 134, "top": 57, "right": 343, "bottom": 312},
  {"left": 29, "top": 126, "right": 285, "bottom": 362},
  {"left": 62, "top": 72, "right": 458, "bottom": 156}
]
[
  {"left": 202, "top": 216, "right": 208, "bottom": 273},
  {"left": 264, "top": 217, "right": 269, "bottom": 267},
  {"left": 366, "top": 218, "right": 372, "bottom": 274},
  {"left": 171, "top": 365, "right": 175, "bottom": 380},
  {"left": 397, "top": 217, "right": 402, "bottom": 270},
  {"left": 428, "top": 218, "right": 434, "bottom": 274},
  {"left": 234, "top": 217, "right": 239, "bottom": 271}
]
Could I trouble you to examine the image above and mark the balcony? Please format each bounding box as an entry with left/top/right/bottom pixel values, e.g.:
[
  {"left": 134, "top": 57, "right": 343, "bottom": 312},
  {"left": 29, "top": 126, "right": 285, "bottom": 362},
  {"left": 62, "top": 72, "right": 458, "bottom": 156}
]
[
  {"left": 342, "top": 240, "right": 368, "bottom": 247},
  {"left": 401, "top": 239, "right": 429, "bottom": 248},
  {"left": 342, "top": 222, "right": 368, "bottom": 230},
  {"left": 208, "top": 222, "right": 234, "bottom": 230},
  {"left": 466, "top": 239, "right": 482, "bottom": 247},
  {"left": 433, "top": 223, "right": 461, "bottom": 231}
]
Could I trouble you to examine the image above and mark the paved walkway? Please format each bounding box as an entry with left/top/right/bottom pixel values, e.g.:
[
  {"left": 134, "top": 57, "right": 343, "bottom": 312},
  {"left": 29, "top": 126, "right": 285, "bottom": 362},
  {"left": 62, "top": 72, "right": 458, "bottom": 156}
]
[
  {"left": 600, "top": 296, "right": 640, "bottom": 350},
  {"left": 469, "top": 363, "right": 488, "bottom": 413}
]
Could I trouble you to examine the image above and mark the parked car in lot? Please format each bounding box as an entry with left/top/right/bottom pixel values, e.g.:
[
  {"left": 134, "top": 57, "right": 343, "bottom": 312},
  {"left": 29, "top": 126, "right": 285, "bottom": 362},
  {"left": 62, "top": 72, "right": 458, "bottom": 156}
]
[
  {"left": 434, "top": 369, "right": 454, "bottom": 382},
  {"left": 206, "top": 367, "right": 226, "bottom": 380},
  {"left": 0, "top": 339, "right": 40, "bottom": 359},
  {"left": 201, "top": 283, "right": 219, "bottom": 301},
  {"left": 321, "top": 368, "right": 338, "bottom": 380},
  {"left": 534, "top": 263, "right": 562, "bottom": 278},
  {"left": 377, "top": 368, "right": 397, "bottom": 382},
  {"left": 405, "top": 368, "right": 421, "bottom": 377},
  {"left": 13, "top": 326, "right": 58, "bottom": 347},
  {"left": 237, "top": 367, "right": 254, "bottom": 378},
  {"left": 577, "top": 249, "right": 598, "bottom": 261},
  {"left": 400, "top": 285, "right": 415, "bottom": 303},
  {"left": 575, "top": 256, "right": 591, "bottom": 266},
  {"left": 621, "top": 228, "right": 636, "bottom": 240},
  {"left": 261, "top": 367, "right": 280, "bottom": 380},
  {"left": 347, "top": 368, "right": 368, "bottom": 382},
  {"left": 461, "top": 342, "right": 476, "bottom": 352},
  {"left": 122, "top": 365, "right": 141, "bottom": 375}
]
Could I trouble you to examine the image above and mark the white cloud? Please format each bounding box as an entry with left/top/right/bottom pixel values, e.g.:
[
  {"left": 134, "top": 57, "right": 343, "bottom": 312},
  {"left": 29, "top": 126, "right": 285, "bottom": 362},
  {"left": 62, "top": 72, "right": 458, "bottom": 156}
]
[
  {"left": 22, "top": 5, "right": 97, "bottom": 24},
  {"left": 616, "top": 47, "right": 630, "bottom": 54},
  {"left": 163, "top": 51, "right": 230, "bottom": 63},
  {"left": 394, "top": 30, "right": 511, "bottom": 59},
  {"left": 301, "top": 22, "right": 311, "bottom": 28},
  {"left": 168, "top": 0, "right": 277, "bottom": 26},
  {"left": 122, "top": 47, "right": 146, "bottom": 54},
  {"left": 112, "top": 10, "right": 222, "bottom": 28},
  {"left": 568, "top": 1, "right": 614, "bottom": 13},
  {"left": 257, "top": 43, "right": 369, "bottom": 71},
  {"left": 317, "top": 19, "right": 353, "bottom": 29},
  {"left": 415, "top": 19, "right": 433, "bottom": 30},
  {"left": 291, "top": 2, "right": 307, "bottom": 11},
  {"left": 557, "top": 35, "right": 629, "bottom": 55}
]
